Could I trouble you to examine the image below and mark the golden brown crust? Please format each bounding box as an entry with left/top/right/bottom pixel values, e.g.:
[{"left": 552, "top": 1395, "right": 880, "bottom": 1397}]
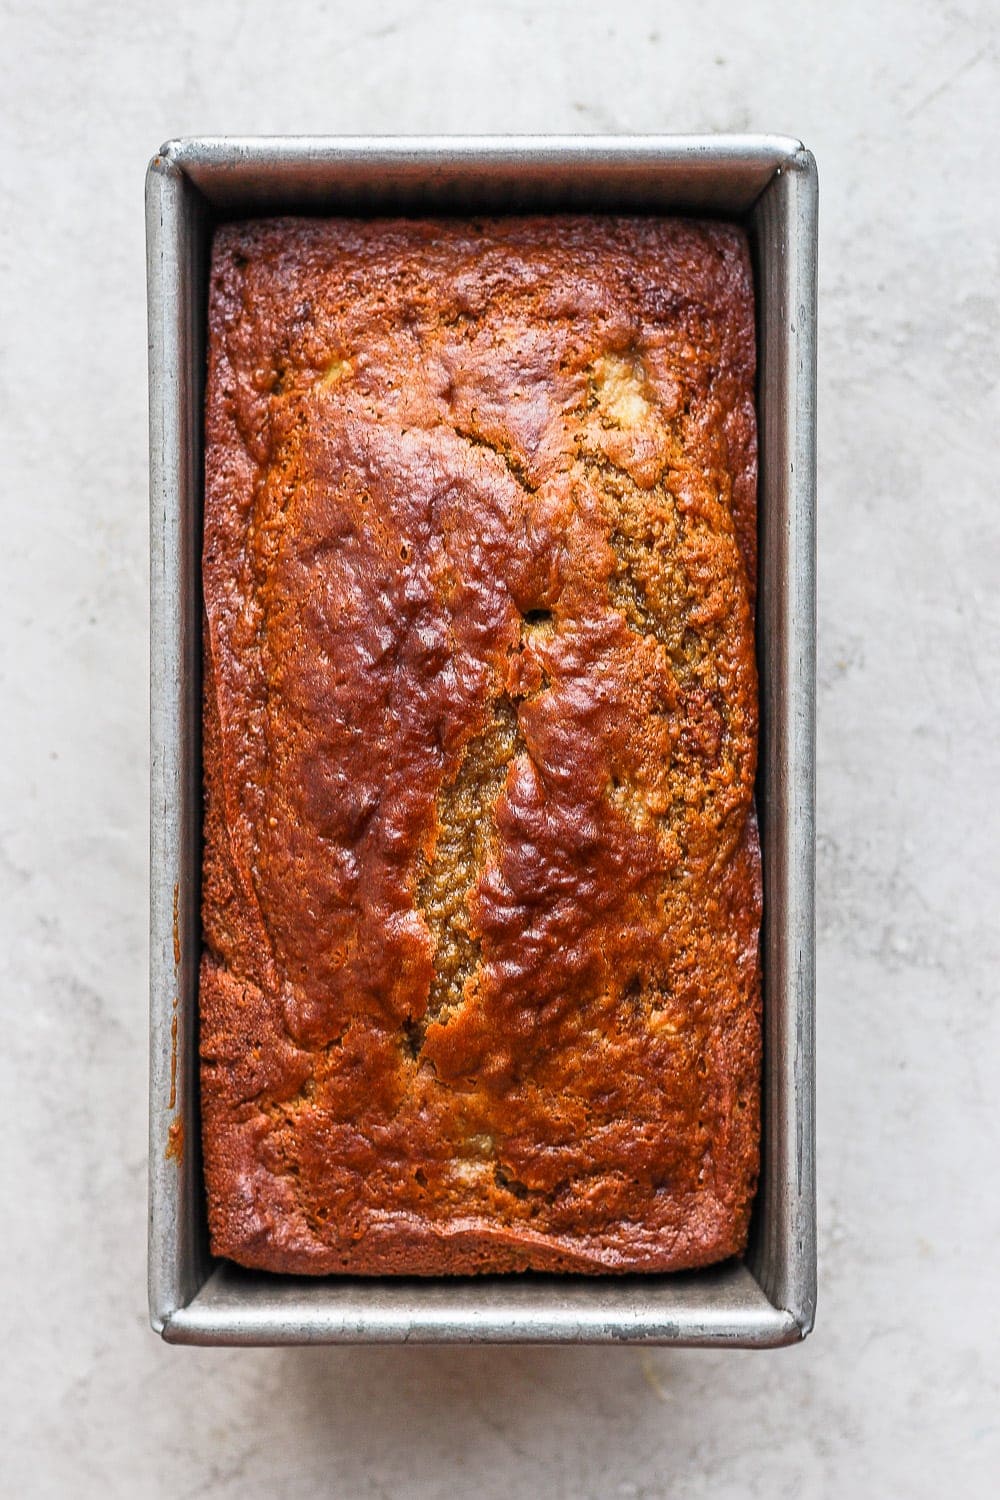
[{"left": 200, "top": 216, "right": 761, "bottom": 1275}]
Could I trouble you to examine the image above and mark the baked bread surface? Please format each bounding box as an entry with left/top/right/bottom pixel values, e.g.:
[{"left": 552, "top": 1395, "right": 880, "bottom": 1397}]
[{"left": 201, "top": 215, "right": 761, "bottom": 1274}]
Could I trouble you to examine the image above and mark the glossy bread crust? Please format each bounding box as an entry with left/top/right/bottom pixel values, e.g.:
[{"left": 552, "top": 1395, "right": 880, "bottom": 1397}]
[{"left": 201, "top": 216, "right": 761, "bottom": 1274}]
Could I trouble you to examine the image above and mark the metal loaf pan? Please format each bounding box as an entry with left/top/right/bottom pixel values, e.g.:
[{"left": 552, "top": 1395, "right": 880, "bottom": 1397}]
[{"left": 147, "top": 135, "right": 817, "bottom": 1347}]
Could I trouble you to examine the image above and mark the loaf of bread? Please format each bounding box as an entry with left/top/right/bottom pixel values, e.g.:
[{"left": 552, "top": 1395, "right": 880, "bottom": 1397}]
[{"left": 200, "top": 215, "right": 761, "bottom": 1275}]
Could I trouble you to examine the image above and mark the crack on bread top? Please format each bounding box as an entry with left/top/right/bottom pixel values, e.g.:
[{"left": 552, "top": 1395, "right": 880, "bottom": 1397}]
[{"left": 414, "top": 696, "right": 523, "bottom": 1042}]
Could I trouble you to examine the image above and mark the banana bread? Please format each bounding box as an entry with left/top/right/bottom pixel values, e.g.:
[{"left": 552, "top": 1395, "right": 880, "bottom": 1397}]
[{"left": 200, "top": 215, "right": 761, "bottom": 1274}]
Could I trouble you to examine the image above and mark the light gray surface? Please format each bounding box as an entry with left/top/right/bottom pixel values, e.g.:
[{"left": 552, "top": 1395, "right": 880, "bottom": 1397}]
[
  {"left": 2, "top": 0, "right": 998, "bottom": 1492},
  {"left": 147, "top": 134, "right": 815, "bottom": 1347}
]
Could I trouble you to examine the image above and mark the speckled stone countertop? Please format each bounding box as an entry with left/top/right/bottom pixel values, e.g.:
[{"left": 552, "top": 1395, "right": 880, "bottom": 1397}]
[{"left": 3, "top": 2, "right": 998, "bottom": 1495}]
